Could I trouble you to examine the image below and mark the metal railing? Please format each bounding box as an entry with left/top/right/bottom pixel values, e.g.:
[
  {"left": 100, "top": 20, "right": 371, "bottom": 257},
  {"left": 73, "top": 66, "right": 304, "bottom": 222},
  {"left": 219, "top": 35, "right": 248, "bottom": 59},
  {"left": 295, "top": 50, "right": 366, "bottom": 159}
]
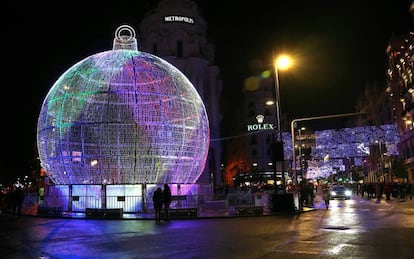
[{"left": 24, "top": 192, "right": 271, "bottom": 215}]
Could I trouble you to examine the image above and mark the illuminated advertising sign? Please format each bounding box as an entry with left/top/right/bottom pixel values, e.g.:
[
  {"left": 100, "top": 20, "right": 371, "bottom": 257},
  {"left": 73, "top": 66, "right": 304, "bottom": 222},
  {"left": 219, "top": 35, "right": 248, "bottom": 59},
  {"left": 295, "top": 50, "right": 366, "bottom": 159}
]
[
  {"left": 247, "top": 114, "right": 275, "bottom": 131},
  {"left": 164, "top": 15, "right": 194, "bottom": 24},
  {"left": 247, "top": 123, "right": 275, "bottom": 131}
]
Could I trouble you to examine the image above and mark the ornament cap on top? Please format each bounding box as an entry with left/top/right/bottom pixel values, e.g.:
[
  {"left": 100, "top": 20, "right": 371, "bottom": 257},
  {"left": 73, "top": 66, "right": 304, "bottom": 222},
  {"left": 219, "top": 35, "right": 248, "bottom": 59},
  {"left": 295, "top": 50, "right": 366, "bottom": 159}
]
[{"left": 113, "top": 25, "right": 138, "bottom": 50}]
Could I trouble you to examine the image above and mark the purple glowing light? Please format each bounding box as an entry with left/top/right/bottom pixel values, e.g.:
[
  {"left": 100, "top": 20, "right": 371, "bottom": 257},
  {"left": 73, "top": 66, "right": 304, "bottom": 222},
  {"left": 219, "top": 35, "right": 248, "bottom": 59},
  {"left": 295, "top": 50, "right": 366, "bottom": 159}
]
[{"left": 37, "top": 30, "right": 209, "bottom": 185}]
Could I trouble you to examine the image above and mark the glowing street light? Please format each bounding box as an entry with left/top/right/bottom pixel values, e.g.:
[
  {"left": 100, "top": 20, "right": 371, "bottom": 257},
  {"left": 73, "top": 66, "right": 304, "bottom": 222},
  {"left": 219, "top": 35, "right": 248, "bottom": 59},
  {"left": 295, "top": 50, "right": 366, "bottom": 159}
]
[{"left": 275, "top": 55, "right": 292, "bottom": 70}]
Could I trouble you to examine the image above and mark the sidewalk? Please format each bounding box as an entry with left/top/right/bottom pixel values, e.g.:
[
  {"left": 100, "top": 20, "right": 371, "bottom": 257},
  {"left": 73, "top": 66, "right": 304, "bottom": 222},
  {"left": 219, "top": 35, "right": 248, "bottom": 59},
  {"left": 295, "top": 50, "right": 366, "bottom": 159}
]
[
  {"left": 18, "top": 197, "right": 319, "bottom": 220},
  {"left": 363, "top": 195, "right": 414, "bottom": 206},
  {"left": 11, "top": 191, "right": 413, "bottom": 221},
  {"left": 5, "top": 192, "right": 413, "bottom": 222},
  {"left": 18, "top": 205, "right": 318, "bottom": 220}
]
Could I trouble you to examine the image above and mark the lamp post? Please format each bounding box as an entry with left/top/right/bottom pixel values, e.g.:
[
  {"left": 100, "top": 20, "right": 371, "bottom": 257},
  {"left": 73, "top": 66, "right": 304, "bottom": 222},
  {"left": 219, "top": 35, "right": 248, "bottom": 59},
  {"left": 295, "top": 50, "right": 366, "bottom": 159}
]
[
  {"left": 298, "top": 127, "right": 305, "bottom": 175},
  {"left": 272, "top": 54, "right": 292, "bottom": 194},
  {"left": 375, "top": 140, "right": 385, "bottom": 182}
]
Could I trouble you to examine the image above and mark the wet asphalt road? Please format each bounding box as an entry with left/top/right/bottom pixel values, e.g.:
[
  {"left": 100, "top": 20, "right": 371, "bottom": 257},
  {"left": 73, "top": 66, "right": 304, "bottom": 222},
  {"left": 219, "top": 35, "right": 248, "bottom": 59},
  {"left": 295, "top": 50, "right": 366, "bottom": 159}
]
[{"left": 1, "top": 195, "right": 413, "bottom": 259}]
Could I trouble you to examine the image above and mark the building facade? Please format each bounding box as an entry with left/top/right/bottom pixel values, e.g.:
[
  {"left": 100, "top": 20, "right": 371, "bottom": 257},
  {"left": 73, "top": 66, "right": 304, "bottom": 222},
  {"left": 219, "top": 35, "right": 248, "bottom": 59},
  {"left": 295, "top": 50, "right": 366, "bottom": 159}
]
[
  {"left": 240, "top": 59, "right": 290, "bottom": 186},
  {"left": 138, "top": 0, "right": 223, "bottom": 187},
  {"left": 385, "top": 32, "right": 414, "bottom": 182},
  {"left": 354, "top": 3, "right": 414, "bottom": 184}
]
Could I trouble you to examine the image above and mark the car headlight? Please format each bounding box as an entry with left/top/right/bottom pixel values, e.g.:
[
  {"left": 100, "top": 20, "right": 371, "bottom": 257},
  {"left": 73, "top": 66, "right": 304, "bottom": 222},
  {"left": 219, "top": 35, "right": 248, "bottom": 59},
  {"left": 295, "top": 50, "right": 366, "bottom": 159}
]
[
  {"left": 345, "top": 190, "right": 352, "bottom": 196},
  {"left": 330, "top": 191, "right": 336, "bottom": 196}
]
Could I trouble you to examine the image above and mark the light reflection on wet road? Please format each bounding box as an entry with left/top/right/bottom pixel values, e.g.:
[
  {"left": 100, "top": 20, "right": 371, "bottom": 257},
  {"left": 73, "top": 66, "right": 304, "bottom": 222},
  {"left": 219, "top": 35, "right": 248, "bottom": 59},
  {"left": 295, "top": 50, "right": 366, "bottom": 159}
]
[{"left": 1, "top": 194, "right": 413, "bottom": 258}]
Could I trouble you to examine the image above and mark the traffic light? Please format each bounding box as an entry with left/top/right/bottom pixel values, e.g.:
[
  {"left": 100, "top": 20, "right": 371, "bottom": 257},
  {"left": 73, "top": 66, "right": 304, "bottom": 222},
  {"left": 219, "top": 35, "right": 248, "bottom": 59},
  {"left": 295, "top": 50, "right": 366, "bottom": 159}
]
[
  {"left": 302, "top": 147, "right": 312, "bottom": 158},
  {"left": 272, "top": 141, "right": 284, "bottom": 161},
  {"left": 369, "top": 143, "right": 386, "bottom": 157}
]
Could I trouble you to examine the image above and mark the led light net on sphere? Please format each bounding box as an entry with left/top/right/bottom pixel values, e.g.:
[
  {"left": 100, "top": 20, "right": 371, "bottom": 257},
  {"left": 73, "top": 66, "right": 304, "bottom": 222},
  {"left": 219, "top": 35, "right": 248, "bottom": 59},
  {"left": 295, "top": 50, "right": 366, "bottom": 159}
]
[{"left": 37, "top": 25, "right": 209, "bottom": 185}]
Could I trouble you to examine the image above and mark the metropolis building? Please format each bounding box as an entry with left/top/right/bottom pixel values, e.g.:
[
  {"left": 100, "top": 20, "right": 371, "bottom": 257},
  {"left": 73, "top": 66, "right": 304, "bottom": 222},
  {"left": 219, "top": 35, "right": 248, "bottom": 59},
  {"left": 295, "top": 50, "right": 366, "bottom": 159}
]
[{"left": 138, "top": 0, "right": 223, "bottom": 187}]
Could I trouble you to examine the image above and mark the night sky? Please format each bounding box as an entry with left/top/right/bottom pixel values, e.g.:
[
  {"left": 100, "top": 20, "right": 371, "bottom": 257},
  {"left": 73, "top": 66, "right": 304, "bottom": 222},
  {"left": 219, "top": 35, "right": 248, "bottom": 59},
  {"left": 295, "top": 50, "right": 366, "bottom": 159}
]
[{"left": 3, "top": 0, "right": 413, "bottom": 183}]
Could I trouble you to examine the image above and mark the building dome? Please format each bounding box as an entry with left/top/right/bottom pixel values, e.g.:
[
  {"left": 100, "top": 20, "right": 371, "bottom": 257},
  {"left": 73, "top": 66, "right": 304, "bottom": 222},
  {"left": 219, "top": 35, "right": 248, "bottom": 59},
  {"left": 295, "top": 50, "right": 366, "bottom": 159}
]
[{"left": 37, "top": 25, "right": 209, "bottom": 185}]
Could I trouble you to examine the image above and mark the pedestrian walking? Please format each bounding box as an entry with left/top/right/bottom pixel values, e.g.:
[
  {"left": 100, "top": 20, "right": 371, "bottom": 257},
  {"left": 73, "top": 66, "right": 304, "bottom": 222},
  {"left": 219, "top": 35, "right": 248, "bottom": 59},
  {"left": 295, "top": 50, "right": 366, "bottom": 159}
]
[
  {"left": 152, "top": 187, "right": 163, "bottom": 223},
  {"left": 406, "top": 181, "right": 413, "bottom": 200},
  {"left": 384, "top": 181, "right": 392, "bottom": 201},
  {"left": 322, "top": 185, "right": 331, "bottom": 209},
  {"left": 162, "top": 184, "right": 172, "bottom": 221},
  {"left": 375, "top": 181, "right": 382, "bottom": 202},
  {"left": 11, "top": 186, "right": 25, "bottom": 216}
]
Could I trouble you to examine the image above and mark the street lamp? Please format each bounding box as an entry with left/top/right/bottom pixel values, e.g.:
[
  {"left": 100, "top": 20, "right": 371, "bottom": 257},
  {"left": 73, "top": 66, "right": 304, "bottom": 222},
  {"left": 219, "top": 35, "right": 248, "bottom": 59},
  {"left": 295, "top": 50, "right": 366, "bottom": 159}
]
[
  {"left": 272, "top": 54, "right": 292, "bottom": 193},
  {"left": 375, "top": 140, "right": 385, "bottom": 182}
]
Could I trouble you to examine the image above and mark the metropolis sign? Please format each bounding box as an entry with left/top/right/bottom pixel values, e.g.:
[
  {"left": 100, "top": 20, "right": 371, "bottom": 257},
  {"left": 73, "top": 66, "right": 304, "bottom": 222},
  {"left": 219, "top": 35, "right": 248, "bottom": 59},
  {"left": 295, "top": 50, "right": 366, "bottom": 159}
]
[{"left": 164, "top": 15, "right": 194, "bottom": 24}]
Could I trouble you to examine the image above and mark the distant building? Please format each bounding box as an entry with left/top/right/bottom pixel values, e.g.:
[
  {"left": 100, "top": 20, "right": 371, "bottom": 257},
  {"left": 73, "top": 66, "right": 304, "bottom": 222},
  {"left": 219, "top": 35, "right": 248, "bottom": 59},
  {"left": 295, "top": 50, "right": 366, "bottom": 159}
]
[
  {"left": 239, "top": 59, "right": 289, "bottom": 185},
  {"left": 385, "top": 31, "right": 414, "bottom": 182},
  {"left": 354, "top": 3, "right": 414, "bottom": 183},
  {"left": 355, "top": 81, "right": 394, "bottom": 126}
]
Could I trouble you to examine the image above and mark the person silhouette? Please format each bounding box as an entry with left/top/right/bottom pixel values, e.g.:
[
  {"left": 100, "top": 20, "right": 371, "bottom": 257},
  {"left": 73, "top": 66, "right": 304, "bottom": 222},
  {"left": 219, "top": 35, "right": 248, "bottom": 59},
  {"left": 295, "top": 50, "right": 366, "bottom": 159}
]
[
  {"left": 11, "top": 186, "right": 25, "bottom": 216},
  {"left": 322, "top": 185, "right": 331, "bottom": 210},
  {"left": 152, "top": 187, "right": 163, "bottom": 223},
  {"left": 162, "top": 184, "right": 172, "bottom": 221}
]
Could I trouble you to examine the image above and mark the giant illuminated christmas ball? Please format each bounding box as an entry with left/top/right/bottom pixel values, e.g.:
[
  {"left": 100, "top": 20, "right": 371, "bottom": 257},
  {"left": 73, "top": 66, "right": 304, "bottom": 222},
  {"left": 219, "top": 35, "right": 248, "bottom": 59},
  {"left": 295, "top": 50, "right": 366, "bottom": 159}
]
[{"left": 37, "top": 25, "right": 209, "bottom": 185}]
